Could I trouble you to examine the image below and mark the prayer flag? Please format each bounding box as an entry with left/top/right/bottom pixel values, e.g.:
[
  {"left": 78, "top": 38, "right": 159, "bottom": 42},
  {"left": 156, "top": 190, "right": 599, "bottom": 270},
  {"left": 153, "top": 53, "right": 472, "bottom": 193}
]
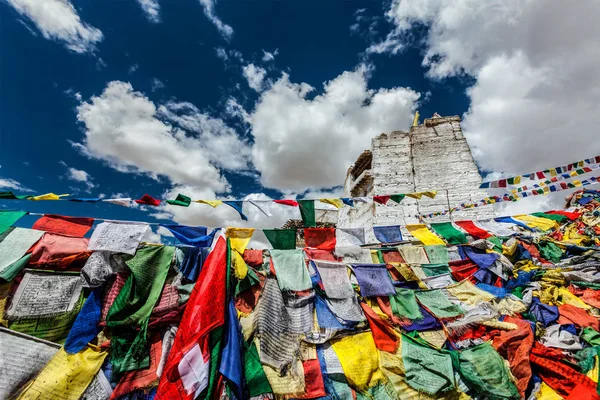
[
  {"left": 273, "top": 199, "right": 299, "bottom": 207},
  {"left": 390, "top": 194, "right": 405, "bottom": 203},
  {"left": 223, "top": 201, "right": 248, "bottom": 221},
  {"left": 247, "top": 199, "right": 272, "bottom": 217},
  {"left": 319, "top": 198, "right": 344, "bottom": 209},
  {"left": 29, "top": 193, "right": 69, "bottom": 201},
  {"left": 134, "top": 194, "right": 161, "bottom": 206},
  {"left": 406, "top": 224, "right": 445, "bottom": 245},
  {"left": 166, "top": 193, "right": 191, "bottom": 207},
  {"left": 373, "top": 195, "right": 390, "bottom": 205},
  {"left": 32, "top": 214, "right": 94, "bottom": 237},
  {"left": 0, "top": 211, "right": 26, "bottom": 235},
  {"left": 298, "top": 200, "right": 316, "bottom": 227},
  {"left": 340, "top": 197, "right": 354, "bottom": 207},
  {"left": 429, "top": 222, "right": 468, "bottom": 244},
  {"left": 161, "top": 225, "right": 217, "bottom": 247},
  {"left": 227, "top": 227, "right": 254, "bottom": 279},
  {"left": 373, "top": 225, "right": 403, "bottom": 243},
  {"left": 304, "top": 228, "right": 336, "bottom": 251},
  {"left": 263, "top": 229, "right": 296, "bottom": 250},
  {"left": 195, "top": 199, "right": 223, "bottom": 208}
]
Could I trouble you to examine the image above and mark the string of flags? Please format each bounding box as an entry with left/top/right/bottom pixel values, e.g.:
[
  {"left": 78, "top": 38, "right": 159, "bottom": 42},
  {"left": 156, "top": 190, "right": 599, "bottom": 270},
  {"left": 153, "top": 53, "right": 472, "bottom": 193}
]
[
  {"left": 480, "top": 154, "right": 600, "bottom": 188},
  {"left": 421, "top": 175, "right": 600, "bottom": 218}
]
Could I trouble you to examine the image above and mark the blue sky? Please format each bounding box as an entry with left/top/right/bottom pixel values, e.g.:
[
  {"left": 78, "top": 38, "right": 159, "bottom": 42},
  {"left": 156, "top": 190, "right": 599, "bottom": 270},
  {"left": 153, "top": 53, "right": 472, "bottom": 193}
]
[{"left": 1, "top": 0, "right": 599, "bottom": 236}]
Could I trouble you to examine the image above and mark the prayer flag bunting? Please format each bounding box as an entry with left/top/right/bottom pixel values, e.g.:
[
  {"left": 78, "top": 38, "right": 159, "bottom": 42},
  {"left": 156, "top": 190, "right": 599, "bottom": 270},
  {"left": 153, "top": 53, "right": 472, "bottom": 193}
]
[
  {"left": 223, "top": 200, "right": 248, "bottom": 221},
  {"left": 135, "top": 194, "right": 161, "bottom": 206},
  {"left": 166, "top": 193, "right": 191, "bottom": 207},
  {"left": 298, "top": 199, "right": 316, "bottom": 227}
]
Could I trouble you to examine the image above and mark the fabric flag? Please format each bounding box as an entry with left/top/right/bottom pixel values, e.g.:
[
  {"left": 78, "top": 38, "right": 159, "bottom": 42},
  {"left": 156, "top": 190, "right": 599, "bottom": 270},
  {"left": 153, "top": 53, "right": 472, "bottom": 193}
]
[
  {"left": 359, "top": 303, "right": 399, "bottom": 353},
  {"left": 455, "top": 220, "right": 492, "bottom": 239},
  {"left": 340, "top": 198, "right": 354, "bottom": 207},
  {"left": 102, "top": 198, "right": 132, "bottom": 207},
  {"left": 373, "top": 225, "right": 403, "bottom": 243},
  {"left": 223, "top": 201, "right": 248, "bottom": 221},
  {"left": 270, "top": 249, "right": 312, "bottom": 291},
  {"left": 157, "top": 236, "right": 228, "bottom": 399},
  {"left": 401, "top": 334, "right": 454, "bottom": 395},
  {"left": 0, "top": 253, "right": 31, "bottom": 282},
  {"left": 247, "top": 200, "right": 272, "bottom": 217},
  {"left": 195, "top": 199, "right": 223, "bottom": 208},
  {"left": 106, "top": 245, "right": 174, "bottom": 373},
  {"left": 227, "top": 227, "right": 254, "bottom": 279},
  {"left": 415, "top": 289, "right": 463, "bottom": 318},
  {"left": 406, "top": 224, "right": 445, "bottom": 245},
  {"left": 32, "top": 214, "right": 94, "bottom": 237},
  {"left": 319, "top": 198, "right": 344, "bottom": 209},
  {"left": 423, "top": 245, "right": 449, "bottom": 264},
  {"left": 298, "top": 200, "right": 316, "bottom": 228},
  {"left": 330, "top": 332, "right": 384, "bottom": 391},
  {"left": 88, "top": 222, "right": 149, "bottom": 255},
  {"left": 166, "top": 193, "right": 191, "bottom": 207},
  {"left": 64, "top": 289, "right": 102, "bottom": 354},
  {"left": 373, "top": 195, "right": 390, "bottom": 205},
  {"left": 67, "top": 197, "right": 101, "bottom": 202},
  {"left": 17, "top": 345, "right": 107, "bottom": 400},
  {"left": 161, "top": 225, "right": 217, "bottom": 247},
  {"left": 389, "top": 289, "right": 423, "bottom": 320},
  {"left": 313, "top": 260, "right": 354, "bottom": 299},
  {"left": 243, "top": 341, "right": 272, "bottom": 397},
  {"left": 390, "top": 194, "right": 405, "bottom": 204},
  {"left": 0, "top": 227, "right": 44, "bottom": 277},
  {"left": 263, "top": 229, "right": 296, "bottom": 250},
  {"left": 273, "top": 199, "right": 299, "bottom": 207},
  {"left": 29, "top": 193, "right": 69, "bottom": 201},
  {"left": 354, "top": 197, "right": 373, "bottom": 204},
  {"left": 513, "top": 215, "right": 558, "bottom": 231},
  {"left": 406, "top": 192, "right": 422, "bottom": 199},
  {"left": 0, "top": 211, "right": 26, "bottom": 235},
  {"left": 455, "top": 342, "right": 520, "bottom": 400},
  {"left": 0, "top": 191, "right": 32, "bottom": 199},
  {"left": 336, "top": 227, "right": 366, "bottom": 247},
  {"left": 304, "top": 228, "right": 336, "bottom": 251},
  {"left": 135, "top": 194, "right": 161, "bottom": 206},
  {"left": 219, "top": 300, "right": 243, "bottom": 398},
  {"left": 429, "top": 222, "right": 468, "bottom": 245},
  {"left": 351, "top": 264, "right": 395, "bottom": 297}
]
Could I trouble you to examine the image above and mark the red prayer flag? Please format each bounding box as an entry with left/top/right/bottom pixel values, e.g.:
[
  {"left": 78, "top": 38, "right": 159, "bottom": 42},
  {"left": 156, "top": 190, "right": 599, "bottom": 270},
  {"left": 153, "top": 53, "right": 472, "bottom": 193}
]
[
  {"left": 304, "top": 228, "right": 336, "bottom": 251},
  {"left": 498, "top": 179, "right": 507, "bottom": 188},
  {"left": 455, "top": 220, "right": 492, "bottom": 239},
  {"left": 547, "top": 210, "right": 581, "bottom": 220},
  {"left": 135, "top": 194, "right": 161, "bottom": 206},
  {"left": 536, "top": 171, "right": 546, "bottom": 179},
  {"left": 297, "top": 359, "right": 327, "bottom": 399},
  {"left": 32, "top": 214, "right": 94, "bottom": 237},
  {"left": 273, "top": 199, "right": 299, "bottom": 207},
  {"left": 157, "top": 236, "right": 228, "bottom": 399},
  {"left": 360, "top": 303, "right": 399, "bottom": 353},
  {"left": 373, "top": 195, "right": 390, "bottom": 205}
]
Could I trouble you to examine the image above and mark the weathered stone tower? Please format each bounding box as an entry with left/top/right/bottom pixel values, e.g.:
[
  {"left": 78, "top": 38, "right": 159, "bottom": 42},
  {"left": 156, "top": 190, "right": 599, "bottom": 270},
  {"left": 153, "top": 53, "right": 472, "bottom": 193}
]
[{"left": 337, "top": 114, "right": 495, "bottom": 235}]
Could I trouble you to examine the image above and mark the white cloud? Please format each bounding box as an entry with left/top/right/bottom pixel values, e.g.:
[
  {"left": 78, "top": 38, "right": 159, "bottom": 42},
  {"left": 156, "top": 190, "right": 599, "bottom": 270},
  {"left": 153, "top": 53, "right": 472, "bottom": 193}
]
[
  {"left": 0, "top": 177, "right": 30, "bottom": 192},
  {"left": 247, "top": 64, "right": 419, "bottom": 191},
  {"left": 74, "top": 81, "right": 251, "bottom": 192},
  {"left": 128, "top": 64, "right": 139, "bottom": 74},
  {"left": 197, "top": 0, "right": 233, "bottom": 40},
  {"left": 65, "top": 166, "right": 96, "bottom": 190},
  {"left": 242, "top": 64, "right": 267, "bottom": 92},
  {"left": 262, "top": 49, "right": 279, "bottom": 62},
  {"left": 151, "top": 78, "right": 165, "bottom": 91},
  {"left": 135, "top": 0, "right": 160, "bottom": 23},
  {"left": 5, "top": 0, "right": 103, "bottom": 53},
  {"left": 215, "top": 47, "right": 244, "bottom": 64},
  {"left": 375, "top": 0, "right": 600, "bottom": 180}
]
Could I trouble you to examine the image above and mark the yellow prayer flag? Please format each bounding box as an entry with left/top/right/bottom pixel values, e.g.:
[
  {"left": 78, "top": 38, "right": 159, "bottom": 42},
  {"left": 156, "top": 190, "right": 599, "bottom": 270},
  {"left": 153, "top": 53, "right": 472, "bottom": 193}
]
[
  {"left": 587, "top": 356, "right": 599, "bottom": 383},
  {"left": 549, "top": 168, "right": 557, "bottom": 177},
  {"left": 513, "top": 215, "right": 558, "bottom": 231},
  {"left": 573, "top": 180, "right": 582, "bottom": 187},
  {"left": 331, "top": 332, "right": 384, "bottom": 391},
  {"left": 514, "top": 176, "right": 521, "bottom": 184},
  {"left": 195, "top": 199, "right": 223, "bottom": 208},
  {"left": 446, "top": 280, "right": 495, "bottom": 305},
  {"left": 421, "top": 190, "right": 437, "bottom": 199},
  {"left": 29, "top": 193, "right": 69, "bottom": 201},
  {"left": 226, "top": 227, "right": 254, "bottom": 279},
  {"left": 543, "top": 186, "right": 550, "bottom": 193},
  {"left": 412, "top": 111, "right": 420, "bottom": 126},
  {"left": 536, "top": 382, "right": 563, "bottom": 399},
  {"left": 319, "top": 198, "right": 344, "bottom": 209},
  {"left": 406, "top": 224, "right": 445, "bottom": 245},
  {"left": 18, "top": 345, "right": 107, "bottom": 400},
  {"left": 406, "top": 192, "right": 423, "bottom": 200}
]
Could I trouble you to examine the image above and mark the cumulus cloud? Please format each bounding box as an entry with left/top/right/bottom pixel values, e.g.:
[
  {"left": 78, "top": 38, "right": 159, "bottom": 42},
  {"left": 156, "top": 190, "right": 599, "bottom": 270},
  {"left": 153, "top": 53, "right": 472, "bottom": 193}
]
[
  {"left": 262, "top": 49, "right": 278, "bottom": 62},
  {"left": 248, "top": 64, "right": 419, "bottom": 191},
  {"left": 5, "top": 0, "right": 103, "bottom": 53},
  {"left": 197, "top": 0, "right": 233, "bottom": 40},
  {"left": 242, "top": 64, "right": 267, "bottom": 92},
  {"left": 151, "top": 78, "right": 165, "bottom": 91},
  {"left": 74, "top": 81, "right": 251, "bottom": 192},
  {"left": 375, "top": 0, "right": 600, "bottom": 181},
  {"left": 64, "top": 166, "right": 96, "bottom": 190},
  {"left": 135, "top": 0, "right": 160, "bottom": 23},
  {"left": 0, "top": 177, "right": 30, "bottom": 192}
]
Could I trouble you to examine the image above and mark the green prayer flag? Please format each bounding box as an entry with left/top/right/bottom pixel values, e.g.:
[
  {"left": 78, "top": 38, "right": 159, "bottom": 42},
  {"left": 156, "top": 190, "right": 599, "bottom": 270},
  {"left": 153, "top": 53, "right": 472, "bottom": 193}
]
[
  {"left": 244, "top": 341, "right": 272, "bottom": 396},
  {"left": 415, "top": 289, "right": 464, "bottom": 318},
  {"left": 424, "top": 245, "right": 449, "bottom": 264},
  {"left": 582, "top": 328, "right": 600, "bottom": 347},
  {"left": 263, "top": 229, "right": 296, "bottom": 250},
  {"left": 166, "top": 193, "right": 191, "bottom": 207},
  {"left": 235, "top": 265, "right": 260, "bottom": 297},
  {"left": 420, "top": 263, "right": 451, "bottom": 277},
  {"left": 401, "top": 334, "right": 455, "bottom": 395},
  {"left": 530, "top": 212, "right": 567, "bottom": 223},
  {"left": 453, "top": 342, "right": 520, "bottom": 400},
  {"left": 0, "top": 192, "right": 32, "bottom": 200},
  {"left": 430, "top": 222, "right": 468, "bottom": 245},
  {"left": 0, "top": 253, "right": 31, "bottom": 281},
  {"left": 106, "top": 245, "right": 174, "bottom": 373},
  {"left": 487, "top": 236, "right": 503, "bottom": 252},
  {"left": 270, "top": 249, "right": 312, "bottom": 291},
  {"left": 0, "top": 211, "right": 27, "bottom": 235},
  {"left": 298, "top": 200, "right": 316, "bottom": 227},
  {"left": 389, "top": 289, "right": 423, "bottom": 320},
  {"left": 537, "top": 241, "right": 563, "bottom": 263},
  {"left": 390, "top": 194, "right": 405, "bottom": 204}
]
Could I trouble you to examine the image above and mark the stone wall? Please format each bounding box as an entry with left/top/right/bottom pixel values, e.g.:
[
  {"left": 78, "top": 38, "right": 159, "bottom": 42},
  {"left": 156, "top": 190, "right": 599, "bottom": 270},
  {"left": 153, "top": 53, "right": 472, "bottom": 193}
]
[{"left": 337, "top": 115, "right": 495, "bottom": 234}]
